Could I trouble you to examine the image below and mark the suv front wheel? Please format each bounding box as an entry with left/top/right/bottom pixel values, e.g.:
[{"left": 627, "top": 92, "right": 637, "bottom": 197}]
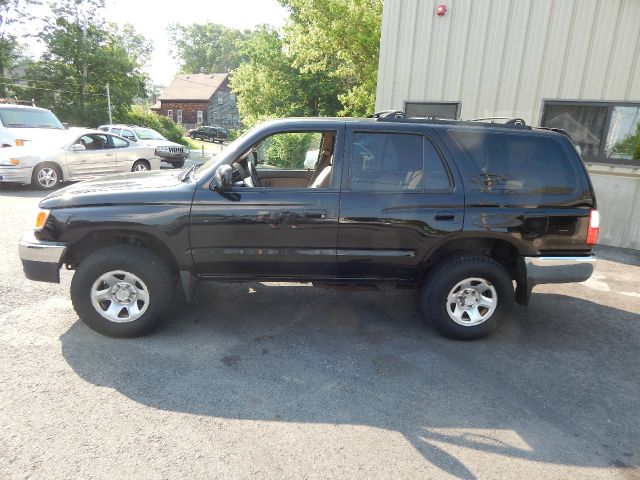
[
  {"left": 70, "top": 245, "right": 173, "bottom": 337},
  {"left": 420, "top": 254, "right": 514, "bottom": 340}
]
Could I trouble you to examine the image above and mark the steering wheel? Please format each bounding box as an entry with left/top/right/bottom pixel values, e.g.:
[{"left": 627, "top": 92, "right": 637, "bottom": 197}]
[{"left": 247, "top": 158, "right": 261, "bottom": 187}]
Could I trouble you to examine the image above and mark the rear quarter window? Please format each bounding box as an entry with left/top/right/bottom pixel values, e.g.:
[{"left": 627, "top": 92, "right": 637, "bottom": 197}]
[{"left": 449, "top": 130, "right": 577, "bottom": 195}]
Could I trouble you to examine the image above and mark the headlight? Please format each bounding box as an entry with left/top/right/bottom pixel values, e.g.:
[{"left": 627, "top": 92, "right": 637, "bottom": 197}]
[
  {"left": 155, "top": 146, "right": 170, "bottom": 152},
  {"left": 35, "top": 209, "right": 50, "bottom": 230},
  {"left": 0, "top": 158, "right": 20, "bottom": 166}
]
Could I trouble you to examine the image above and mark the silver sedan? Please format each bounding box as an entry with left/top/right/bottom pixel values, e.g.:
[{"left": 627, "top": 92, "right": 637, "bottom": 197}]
[{"left": 0, "top": 128, "right": 162, "bottom": 190}]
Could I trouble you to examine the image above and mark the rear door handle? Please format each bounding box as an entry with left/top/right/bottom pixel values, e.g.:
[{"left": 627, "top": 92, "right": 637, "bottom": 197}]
[
  {"left": 434, "top": 210, "right": 456, "bottom": 221},
  {"left": 304, "top": 209, "right": 326, "bottom": 219}
]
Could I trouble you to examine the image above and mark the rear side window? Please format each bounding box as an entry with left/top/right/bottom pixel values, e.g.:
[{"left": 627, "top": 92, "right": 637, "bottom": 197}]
[
  {"left": 350, "top": 132, "right": 451, "bottom": 192},
  {"left": 449, "top": 130, "right": 577, "bottom": 195}
]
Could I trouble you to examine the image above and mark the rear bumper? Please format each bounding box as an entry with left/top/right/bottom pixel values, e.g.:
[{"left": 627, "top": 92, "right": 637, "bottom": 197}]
[
  {"left": 18, "top": 232, "right": 67, "bottom": 283},
  {"left": 524, "top": 255, "right": 597, "bottom": 286}
]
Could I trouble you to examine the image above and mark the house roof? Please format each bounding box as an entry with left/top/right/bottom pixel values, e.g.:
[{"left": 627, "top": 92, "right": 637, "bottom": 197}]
[{"left": 159, "top": 73, "right": 228, "bottom": 101}]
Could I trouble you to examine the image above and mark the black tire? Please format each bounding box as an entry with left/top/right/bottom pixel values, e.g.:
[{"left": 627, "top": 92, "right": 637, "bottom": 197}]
[
  {"left": 131, "top": 159, "right": 150, "bottom": 172},
  {"left": 32, "top": 163, "right": 61, "bottom": 190},
  {"left": 420, "top": 254, "right": 514, "bottom": 340},
  {"left": 172, "top": 160, "right": 185, "bottom": 169},
  {"left": 190, "top": 133, "right": 196, "bottom": 139},
  {"left": 70, "top": 245, "right": 174, "bottom": 337}
]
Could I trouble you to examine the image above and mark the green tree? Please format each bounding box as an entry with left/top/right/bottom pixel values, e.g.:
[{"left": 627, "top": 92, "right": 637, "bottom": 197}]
[
  {"left": 230, "top": 25, "right": 341, "bottom": 128},
  {"left": 0, "top": 0, "right": 42, "bottom": 97},
  {"left": 168, "top": 23, "right": 248, "bottom": 74},
  {"left": 22, "top": 0, "right": 150, "bottom": 126},
  {"left": 280, "top": 0, "right": 383, "bottom": 116}
]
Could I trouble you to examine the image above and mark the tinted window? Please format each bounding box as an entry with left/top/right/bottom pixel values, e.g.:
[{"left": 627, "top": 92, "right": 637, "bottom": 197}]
[
  {"left": 349, "top": 132, "right": 451, "bottom": 192},
  {"left": 112, "top": 136, "right": 128, "bottom": 148},
  {"left": 423, "top": 139, "right": 451, "bottom": 192},
  {"left": 450, "top": 130, "right": 577, "bottom": 195},
  {"left": 350, "top": 133, "right": 423, "bottom": 192}
]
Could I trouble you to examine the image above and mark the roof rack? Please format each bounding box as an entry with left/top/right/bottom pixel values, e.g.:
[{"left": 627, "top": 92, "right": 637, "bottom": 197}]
[{"left": 372, "top": 111, "right": 531, "bottom": 129}]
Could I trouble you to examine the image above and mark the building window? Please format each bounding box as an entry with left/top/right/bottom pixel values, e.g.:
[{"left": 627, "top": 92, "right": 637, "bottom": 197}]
[
  {"left": 404, "top": 101, "right": 461, "bottom": 120},
  {"left": 541, "top": 101, "right": 640, "bottom": 165},
  {"left": 196, "top": 110, "right": 203, "bottom": 124},
  {"left": 167, "top": 109, "right": 173, "bottom": 121},
  {"left": 176, "top": 109, "right": 183, "bottom": 123},
  {"left": 213, "top": 111, "right": 221, "bottom": 122},
  {"left": 217, "top": 92, "right": 224, "bottom": 104}
]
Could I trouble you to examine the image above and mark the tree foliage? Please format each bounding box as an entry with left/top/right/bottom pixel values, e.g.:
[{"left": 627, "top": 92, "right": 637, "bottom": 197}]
[
  {"left": 168, "top": 23, "right": 248, "bottom": 74},
  {"left": 21, "top": 0, "right": 150, "bottom": 127},
  {"left": 230, "top": 25, "right": 341, "bottom": 128},
  {"left": 280, "top": 0, "right": 383, "bottom": 117}
]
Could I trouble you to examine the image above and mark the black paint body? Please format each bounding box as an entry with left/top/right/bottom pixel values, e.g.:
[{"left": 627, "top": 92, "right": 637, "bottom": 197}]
[{"left": 38, "top": 118, "right": 596, "bottom": 284}]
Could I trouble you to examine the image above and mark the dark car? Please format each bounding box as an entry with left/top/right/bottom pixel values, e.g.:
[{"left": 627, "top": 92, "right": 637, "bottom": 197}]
[
  {"left": 189, "top": 125, "right": 228, "bottom": 143},
  {"left": 18, "top": 115, "right": 598, "bottom": 340}
]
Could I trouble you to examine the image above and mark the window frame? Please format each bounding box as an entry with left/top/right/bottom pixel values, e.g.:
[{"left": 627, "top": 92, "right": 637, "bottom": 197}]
[
  {"left": 540, "top": 99, "right": 640, "bottom": 166},
  {"left": 176, "top": 109, "right": 183, "bottom": 124},
  {"left": 167, "top": 109, "right": 173, "bottom": 121},
  {"left": 343, "top": 130, "right": 454, "bottom": 194},
  {"left": 196, "top": 110, "right": 203, "bottom": 124}
]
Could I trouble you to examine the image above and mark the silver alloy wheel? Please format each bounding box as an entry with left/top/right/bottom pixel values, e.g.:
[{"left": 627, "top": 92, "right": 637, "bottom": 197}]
[
  {"left": 37, "top": 167, "right": 58, "bottom": 188},
  {"left": 133, "top": 162, "right": 149, "bottom": 172},
  {"left": 446, "top": 277, "right": 498, "bottom": 327},
  {"left": 90, "top": 270, "right": 150, "bottom": 323}
]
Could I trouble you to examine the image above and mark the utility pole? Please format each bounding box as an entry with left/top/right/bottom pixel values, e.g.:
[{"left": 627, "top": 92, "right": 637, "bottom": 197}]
[
  {"left": 106, "top": 82, "right": 112, "bottom": 124},
  {"left": 82, "top": 17, "right": 88, "bottom": 124}
]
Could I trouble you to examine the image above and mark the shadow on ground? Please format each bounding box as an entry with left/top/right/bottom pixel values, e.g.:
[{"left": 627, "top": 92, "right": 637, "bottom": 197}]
[{"left": 60, "top": 283, "right": 640, "bottom": 478}]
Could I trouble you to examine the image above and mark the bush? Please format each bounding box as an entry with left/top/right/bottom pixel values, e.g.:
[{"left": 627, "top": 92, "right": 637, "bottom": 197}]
[{"left": 114, "top": 105, "right": 189, "bottom": 146}]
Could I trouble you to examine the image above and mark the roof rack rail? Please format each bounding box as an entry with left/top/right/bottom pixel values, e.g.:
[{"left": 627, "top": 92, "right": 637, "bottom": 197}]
[{"left": 372, "top": 110, "right": 532, "bottom": 129}]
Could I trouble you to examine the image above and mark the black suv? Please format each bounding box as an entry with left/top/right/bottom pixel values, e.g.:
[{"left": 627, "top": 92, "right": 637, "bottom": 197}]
[
  {"left": 189, "top": 125, "right": 228, "bottom": 143},
  {"left": 18, "top": 115, "right": 598, "bottom": 339}
]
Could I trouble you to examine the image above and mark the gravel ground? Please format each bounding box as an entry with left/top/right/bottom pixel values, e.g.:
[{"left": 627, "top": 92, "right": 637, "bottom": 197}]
[{"left": 1, "top": 186, "right": 639, "bottom": 480}]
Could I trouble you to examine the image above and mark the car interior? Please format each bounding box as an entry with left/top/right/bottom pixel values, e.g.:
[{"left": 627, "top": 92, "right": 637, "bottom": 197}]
[{"left": 231, "top": 131, "right": 336, "bottom": 189}]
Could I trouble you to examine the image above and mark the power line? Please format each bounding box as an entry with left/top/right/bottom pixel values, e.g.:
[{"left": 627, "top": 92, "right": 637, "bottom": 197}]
[{"left": 0, "top": 81, "right": 108, "bottom": 97}]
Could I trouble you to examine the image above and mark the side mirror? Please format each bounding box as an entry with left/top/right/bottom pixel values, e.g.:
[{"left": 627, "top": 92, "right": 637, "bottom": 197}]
[
  {"left": 70, "top": 143, "right": 86, "bottom": 152},
  {"left": 213, "top": 164, "right": 233, "bottom": 191}
]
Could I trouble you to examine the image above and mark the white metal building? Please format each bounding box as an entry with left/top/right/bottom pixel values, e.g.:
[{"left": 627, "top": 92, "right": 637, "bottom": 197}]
[{"left": 375, "top": 0, "right": 640, "bottom": 249}]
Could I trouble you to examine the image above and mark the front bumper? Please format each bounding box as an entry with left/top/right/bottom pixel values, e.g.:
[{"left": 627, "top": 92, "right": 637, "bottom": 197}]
[
  {"left": 0, "top": 166, "right": 32, "bottom": 184},
  {"left": 524, "top": 255, "right": 597, "bottom": 286},
  {"left": 18, "top": 231, "right": 67, "bottom": 283},
  {"left": 156, "top": 149, "right": 189, "bottom": 161}
]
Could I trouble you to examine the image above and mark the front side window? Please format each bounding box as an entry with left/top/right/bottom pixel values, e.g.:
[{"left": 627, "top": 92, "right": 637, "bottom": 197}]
[
  {"left": 450, "top": 130, "right": 576, "bottom": 195},
  {"left": 349, "top": 132, "right": 427, "bottom": 192}
]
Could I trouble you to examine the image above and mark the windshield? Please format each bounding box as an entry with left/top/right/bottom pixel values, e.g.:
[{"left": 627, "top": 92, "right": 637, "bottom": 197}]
[
  {"left": 0, "top": 108, "right": 64, "bottom": 129},
  {"left": 134, "top": 128, "right": 165, "bottom": 140}
]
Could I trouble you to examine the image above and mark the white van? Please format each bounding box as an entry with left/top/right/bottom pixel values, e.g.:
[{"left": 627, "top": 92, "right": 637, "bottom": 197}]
[{"left": 0, "top": 104, "right": 67, "bottom": 148}]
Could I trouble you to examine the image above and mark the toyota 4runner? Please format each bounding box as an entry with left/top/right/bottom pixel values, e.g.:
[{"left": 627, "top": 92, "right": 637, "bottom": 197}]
[{"left": 18, "top": 115, "right": 599, "bottom": 339}]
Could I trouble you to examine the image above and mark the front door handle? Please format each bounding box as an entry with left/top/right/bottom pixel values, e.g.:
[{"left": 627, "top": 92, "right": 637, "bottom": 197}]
[
  {"left": 434, "top": 210, "right": 456, "bottom": 221},
  {"left": 304, "top": 208, "right": 326, "bottom": 219}
]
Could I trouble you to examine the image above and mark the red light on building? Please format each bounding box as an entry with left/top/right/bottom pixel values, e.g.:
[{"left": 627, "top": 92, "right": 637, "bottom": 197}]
[{"left": 436, "top": 4, "right": 447, "bottom": 16}]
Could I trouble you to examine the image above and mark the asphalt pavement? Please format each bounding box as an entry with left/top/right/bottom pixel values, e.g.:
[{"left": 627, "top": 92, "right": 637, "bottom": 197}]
[{"left": 0, "top": 186, "right": 639, "bottom": 479}]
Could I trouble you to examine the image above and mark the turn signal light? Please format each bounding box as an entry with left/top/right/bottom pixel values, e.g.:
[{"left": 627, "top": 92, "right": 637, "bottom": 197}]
[
  {"left": 15, "top": 139, "right": 25, "bottom": 147},
  {"left": 586, "top": 209, "right": 599, "bottom": 245},
  {"left": 9, "top": 158, "right": 19, "bottom": 165},
  {"left": 35, "top": 210, "right": 50, "bottom": 230}
]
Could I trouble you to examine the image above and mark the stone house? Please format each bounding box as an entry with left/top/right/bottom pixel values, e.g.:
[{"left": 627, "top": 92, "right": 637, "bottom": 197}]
[{"left": 152, "top": 73, "right": 240, "bottom": 130}]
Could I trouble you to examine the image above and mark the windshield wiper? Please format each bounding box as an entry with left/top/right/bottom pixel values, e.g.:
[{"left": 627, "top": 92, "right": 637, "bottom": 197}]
[{"left": 179, "top": 163, "right": 201, "bottom": 182}]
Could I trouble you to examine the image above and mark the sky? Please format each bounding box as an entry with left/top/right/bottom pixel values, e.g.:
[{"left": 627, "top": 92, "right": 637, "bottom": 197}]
[{"left": 24, "top": 0, "right": 290, "bottom": 87}]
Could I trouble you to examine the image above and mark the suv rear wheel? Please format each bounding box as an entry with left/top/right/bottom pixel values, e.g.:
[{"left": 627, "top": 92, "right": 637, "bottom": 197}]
[
  {"left": 70, "top": 245, "right": 173, "bottom": 337},
  {"left": 420, "top": 254, "right": 514, "bottom": 340}
]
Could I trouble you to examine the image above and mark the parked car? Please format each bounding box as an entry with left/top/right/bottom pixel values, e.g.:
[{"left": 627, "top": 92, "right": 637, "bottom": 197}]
[
  {"left": 18, "top": 115, "right": 598, "bottom": 339},
  {"left": 189, "top": 125, "right": 228, "bottom": 143},
  {"left": 0, "top": 128, "right": 160, "bottom": 190},
  {"left": 0, "top": 104, "right": 67, "bottom": 148},
  {"left": 98, "top": 124, "right": 188, "bottom": 168}
]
